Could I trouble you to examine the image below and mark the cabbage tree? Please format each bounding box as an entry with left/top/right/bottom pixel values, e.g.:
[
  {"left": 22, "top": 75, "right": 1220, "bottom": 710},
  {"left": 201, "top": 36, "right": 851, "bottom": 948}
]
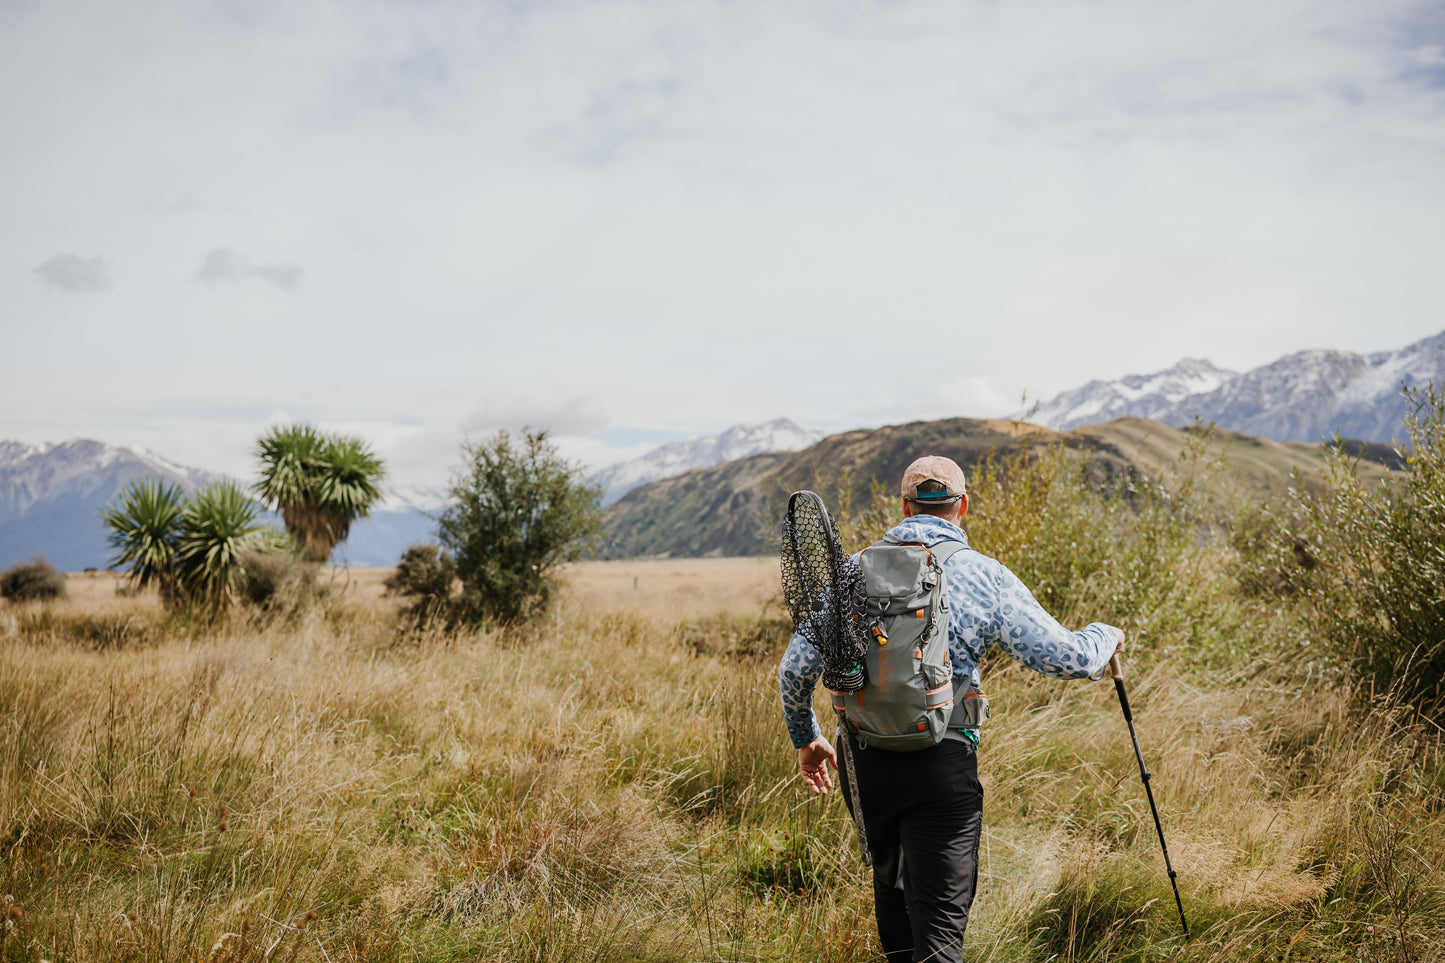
[
  {"left": 175, "top": 481, "right": 265, "bottom": 606},
  {"left": 102, "top": 477, "right": 266, "bottom": 610},
  {"left": 101, "top": 477, "right": 185, "bottom": 599},
  {"left": 253, "top": 425, "right": 385, "bottom": 563}
]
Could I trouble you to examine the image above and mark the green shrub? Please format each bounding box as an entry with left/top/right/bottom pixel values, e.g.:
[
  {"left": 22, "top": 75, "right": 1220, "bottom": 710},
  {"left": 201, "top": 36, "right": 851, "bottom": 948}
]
[
  {"left": 1228, "top": 501, "right": 1315, "bottom": 599},
  {"left": 237, "top": 548, "right": 320, "bottom": 620},
  {"left": 0, "top": 556, "right": 67, "bottom": 602},
  {"left": 817, "top": 434, "right": 1230, "bottom": 663},
  {"left": 175, "top": 481, "right": 265, "bottom": 607},
  {"left": 384, "top": 543, "right": 455, "bottom": 625},
  {"left": 438, "top": 429, "right": 604, "bottom": 624},
  {"left": 675, "top": 609, "right": 794, "bottom": 662},
  {"left": 957, "top": 437, "right": 1220, "bottom": 659},
  {"left": 1290, "top": 386, "right": 1445, "bottom": 716},
  {"left": 386, "top": 543, "right": 454, "bottom": 599}
]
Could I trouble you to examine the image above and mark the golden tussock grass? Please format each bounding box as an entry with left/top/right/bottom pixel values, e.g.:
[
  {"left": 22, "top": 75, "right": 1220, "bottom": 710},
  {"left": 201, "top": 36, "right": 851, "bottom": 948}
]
[{"left": 0, "top": 558, "right": 1442, "bottom": 962}]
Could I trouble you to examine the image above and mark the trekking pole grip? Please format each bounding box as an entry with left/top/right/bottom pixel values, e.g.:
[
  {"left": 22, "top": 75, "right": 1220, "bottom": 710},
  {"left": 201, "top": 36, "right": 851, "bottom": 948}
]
[{"left": 1110, "top": 656, "right": 1133, "bottom": 723}]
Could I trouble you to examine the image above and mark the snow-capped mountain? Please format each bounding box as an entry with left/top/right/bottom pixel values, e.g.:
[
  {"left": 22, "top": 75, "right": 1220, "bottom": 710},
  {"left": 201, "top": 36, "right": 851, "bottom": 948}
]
[
  {"left": 1027, "top": 358, "right": 1237, "bottom": 429},
  {"left": 589, "top": 419, "right": 824, "bottom": 505},
  {"left": 0, "top": 440, "right": 217, "bottom": 571},
  {"left": 377, "top": 483, "right": 448, "bottom": 514},
  {"left": 1026, "top": 330, "right": 1445, "bottom": 443}
]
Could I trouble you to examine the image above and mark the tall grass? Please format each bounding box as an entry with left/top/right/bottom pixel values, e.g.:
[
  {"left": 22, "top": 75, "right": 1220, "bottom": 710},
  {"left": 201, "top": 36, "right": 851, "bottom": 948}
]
[{"left": 2, "top": 428, "right": 1444, "bottom": 960}]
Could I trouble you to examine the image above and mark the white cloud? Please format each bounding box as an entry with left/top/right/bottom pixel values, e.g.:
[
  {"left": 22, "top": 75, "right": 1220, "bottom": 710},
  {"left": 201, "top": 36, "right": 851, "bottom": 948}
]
[
  {"left": 33, "top": 253, "right": 111, "bottom": 293},
  {"left": 194, "top": 248, "right": 303, "bottom": 291},
  {"left": 2, "top": 0, "right": 1444, "bottom": 460},
  {"left": 460, "top": 394, "right": 609, "bottom": 439}
]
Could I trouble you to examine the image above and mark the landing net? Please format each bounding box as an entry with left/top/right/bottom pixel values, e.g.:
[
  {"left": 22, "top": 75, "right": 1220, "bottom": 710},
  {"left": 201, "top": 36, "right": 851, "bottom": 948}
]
[{"left": 780, "top": 490, "right": 869, "bottom": 691}]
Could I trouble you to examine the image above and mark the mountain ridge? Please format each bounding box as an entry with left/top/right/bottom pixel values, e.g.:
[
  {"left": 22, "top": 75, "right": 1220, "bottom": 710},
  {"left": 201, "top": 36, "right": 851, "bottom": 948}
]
[
  {"left": 588, "top": 418, "right": 822, "bottom": 505},
  {"left": 0, "top": 439, "right": 437, "bottom": 571},
  {"left": 0, "top": 440, "right": 218, "bottom": 572},
  {"left": 1027, "top": 329, "right": 1445, "bottom": 442},
  {"left": 603, "top": 416, "right": 1395, "bottom": 559},
  {"left": 0, "top": 418, "right": 823, "bottom": 571}
]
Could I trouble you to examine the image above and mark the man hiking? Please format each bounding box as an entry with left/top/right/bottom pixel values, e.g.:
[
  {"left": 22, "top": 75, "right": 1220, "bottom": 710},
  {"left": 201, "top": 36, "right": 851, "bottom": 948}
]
[{"left": 777, "top": 454, "right": 1126, "bottom": 963}]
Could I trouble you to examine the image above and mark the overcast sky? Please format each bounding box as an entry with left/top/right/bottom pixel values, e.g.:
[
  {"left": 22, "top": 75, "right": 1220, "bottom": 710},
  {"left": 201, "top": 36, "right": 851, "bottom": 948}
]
[{"left": 3, "top": 0, "right": 1444, "bottom": 487}]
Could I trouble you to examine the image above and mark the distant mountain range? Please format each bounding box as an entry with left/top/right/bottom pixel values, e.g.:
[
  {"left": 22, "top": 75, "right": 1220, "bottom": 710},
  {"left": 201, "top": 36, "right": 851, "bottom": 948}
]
[
  {"left": 8, "top": 325, "right": 1439, "bottom": 570},
  {"left": 0, "top": 420, "right": 819, "bottom": 571},
  {"left": 603, "top": 417, "right": 1395, "bottom": 559},
  {"left": 1027, "top": 330, "right": 1445, "bottom": 443},
  {"left": 588, "top": 419, "right": 823, "bottom": 504},
  {"left": 0, "top": 440, "right": 215, "bottom": 572},
  {"left": 0, "top": 440, "right": 436, "bottom": 571}
]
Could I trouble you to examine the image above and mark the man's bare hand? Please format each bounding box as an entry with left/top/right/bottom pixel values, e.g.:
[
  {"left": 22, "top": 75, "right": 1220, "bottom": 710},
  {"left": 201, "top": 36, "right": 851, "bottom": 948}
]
[
  {"left": 1109, "top": 626, "right": 1126, "bottom": 681},
  {"left": 799, "top": 737, "right": 838, "bottom": 795}
]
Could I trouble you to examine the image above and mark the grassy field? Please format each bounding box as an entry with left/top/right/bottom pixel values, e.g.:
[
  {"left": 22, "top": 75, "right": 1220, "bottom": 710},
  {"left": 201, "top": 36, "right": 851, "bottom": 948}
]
[{"left": 2, "top": 543, "right": 1443, "bottom": 962}]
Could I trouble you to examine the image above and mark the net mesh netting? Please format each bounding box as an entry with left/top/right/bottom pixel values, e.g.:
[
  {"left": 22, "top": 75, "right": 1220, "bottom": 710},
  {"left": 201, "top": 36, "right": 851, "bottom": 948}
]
[{"left": 779, "top": 491, "right": 870, "bottom": 691}]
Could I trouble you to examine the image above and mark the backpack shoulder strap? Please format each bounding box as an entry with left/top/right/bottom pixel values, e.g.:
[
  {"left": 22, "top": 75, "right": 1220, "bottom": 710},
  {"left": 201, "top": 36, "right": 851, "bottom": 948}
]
[
  {"left": 930, "top": 540, "right": 968, "bottom": 565},
  {"left": 863, "top": 539, "right": 967, "bottom": 563}
]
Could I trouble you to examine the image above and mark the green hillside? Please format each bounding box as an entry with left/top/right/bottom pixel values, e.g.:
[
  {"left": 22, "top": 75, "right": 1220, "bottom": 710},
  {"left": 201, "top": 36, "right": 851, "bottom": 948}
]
[{"left": 603, "top": 416, "right": 1394, "bottom": 558}]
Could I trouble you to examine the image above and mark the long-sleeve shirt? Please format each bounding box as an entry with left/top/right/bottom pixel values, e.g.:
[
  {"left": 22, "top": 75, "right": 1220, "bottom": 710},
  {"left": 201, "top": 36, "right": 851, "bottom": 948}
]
[{"left": 778, "top": 514, "right": 1120, "bottom": 749}]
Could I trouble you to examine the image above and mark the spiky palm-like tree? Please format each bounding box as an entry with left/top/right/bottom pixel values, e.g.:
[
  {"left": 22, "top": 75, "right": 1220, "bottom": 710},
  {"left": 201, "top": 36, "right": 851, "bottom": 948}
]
[
  {"left": 175, "top": 481, "right": 265, "bottom": 608},
  {"left": 254, "top": 424, "right": 386, "bottom": 563},
  {"left": 101, "top": 477, "right": 186, "bottom": 599},
  {"left": 103, "top": 478, "right": 268, "bottom": 610}
]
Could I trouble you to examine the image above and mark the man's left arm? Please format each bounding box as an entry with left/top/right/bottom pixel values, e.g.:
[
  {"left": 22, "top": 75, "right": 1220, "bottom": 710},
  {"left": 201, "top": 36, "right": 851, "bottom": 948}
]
[{"left": 958, "top": 558, "right": 1122, "bottom": 679}]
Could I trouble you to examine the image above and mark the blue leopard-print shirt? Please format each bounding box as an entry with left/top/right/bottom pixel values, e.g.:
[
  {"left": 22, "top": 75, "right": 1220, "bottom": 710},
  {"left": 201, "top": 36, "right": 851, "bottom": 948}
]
[{"left": 778, "top": 514, "right": 1120, "bottom": 749}]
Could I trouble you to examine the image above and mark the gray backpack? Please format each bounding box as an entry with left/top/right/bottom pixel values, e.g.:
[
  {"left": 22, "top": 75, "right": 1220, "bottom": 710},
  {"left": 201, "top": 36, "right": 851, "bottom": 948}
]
[{"left": 831, "top": 539, "right": 987, "bottom": 750}]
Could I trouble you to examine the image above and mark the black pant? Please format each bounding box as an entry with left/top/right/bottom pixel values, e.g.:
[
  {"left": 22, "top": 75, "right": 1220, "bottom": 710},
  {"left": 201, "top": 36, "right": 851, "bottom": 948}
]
[{"left": 842, "top": 736, "right": 984, "bottom": 963}]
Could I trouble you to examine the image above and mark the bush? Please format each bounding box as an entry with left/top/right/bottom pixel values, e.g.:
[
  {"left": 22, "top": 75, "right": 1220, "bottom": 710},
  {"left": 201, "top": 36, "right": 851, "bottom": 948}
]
[
  {"left": 815, "top": 431, "right": 1231, "bottom": 663},
  {"left": 237, "top": 548, "right": 320, "bottom": 620},
  {"left": 0, "top": 556, "right": 67, "bottom": 602},
  {"left": 384, "top": 543, "right": 455, "bottom": 625},
  {"left": 675, "top": 609, "right": 794, "bottom": 662},
  {"left": 1228, "top": 501, "right": 1315, "bottom": 599},
  {"left": 99, "top": 478, "right": 184, "bottom": 598},
  {"left": 438, "top": 428, "right": 604, "bottom": 624},
  {"left": 386, "top": 543, "right": 455, "bottom": 599},
  {"left": 1289, "top": 386, "right": 1445, "bottom": 716},
  {"left": 174, "top": 481, "right": 266, "bottom": 606}
]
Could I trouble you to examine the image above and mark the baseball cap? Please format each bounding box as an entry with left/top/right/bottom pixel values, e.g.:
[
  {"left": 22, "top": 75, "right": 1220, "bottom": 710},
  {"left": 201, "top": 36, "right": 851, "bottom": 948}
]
[{"left": 901, "top": 455, "right": 967, "bottom": 503}]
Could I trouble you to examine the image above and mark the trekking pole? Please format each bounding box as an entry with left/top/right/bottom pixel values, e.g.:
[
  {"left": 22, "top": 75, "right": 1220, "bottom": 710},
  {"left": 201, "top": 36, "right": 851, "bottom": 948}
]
[
  {"left": 837, "top": 724, "right": 872, "bottom": 867},
  {"left": 1110, "top": 654, "right": 1189, "bottom": 939}
]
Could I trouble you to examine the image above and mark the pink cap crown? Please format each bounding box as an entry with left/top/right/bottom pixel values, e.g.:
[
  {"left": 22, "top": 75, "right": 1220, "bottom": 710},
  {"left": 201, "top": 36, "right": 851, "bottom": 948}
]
[{"left": 901, "top": 455, "right": 967, "bottom": 502}]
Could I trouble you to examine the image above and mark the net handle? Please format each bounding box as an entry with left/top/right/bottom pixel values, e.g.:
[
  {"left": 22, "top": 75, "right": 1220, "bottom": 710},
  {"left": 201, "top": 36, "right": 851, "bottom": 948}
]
[
  {"left": 787, "top": 490, "right": 839, "bottom": 550},
  {"left": 793, "top": 490, "right": 843, "bottom": 613}
]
